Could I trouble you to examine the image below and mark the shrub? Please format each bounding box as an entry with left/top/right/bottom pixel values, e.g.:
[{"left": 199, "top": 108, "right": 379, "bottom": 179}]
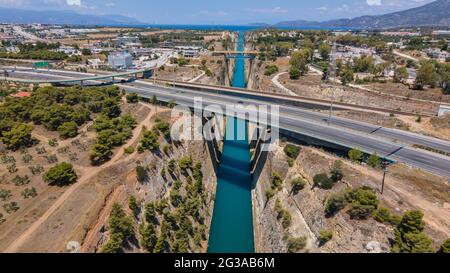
[
  {"left": 284, "top": 144, "right": 301, "bottom": 160},
  {"left": 348, "top": 204, "right": 375, "bottom": 220},
  {"left": 12, "top": 175, "right": 30, "bottom": 186},
  {"left": 136, "top": 165, "right": 148, "bottom": 183},
  {"left": 348, "top": 148, "right": 364, "bottom": 163},
  {"left": 0, "top": 189, "right": 12, "bottom": 201},
  {"left": 282, "top": 212, "right": 292, "bottom": 229},
  {"left": 43, "top": 162, "right": 77, "bottom": 186},
  {"left": 3, "top": 202, "right": 19, "bottom": 213},
  {"left": 126, "top": 93, "right": 139, "bottom": 103},
  {"left": 289, "top": 67, "right": 300, "bottom": 79},
  {"left": 265, "top": 189, "right": 275, "bottom": 201},
  {"left": 264, "top": 65, "right": 279, "bottom": 76},
  {"left": 330, "top": 161, "right": 344, "bottom": 182},
  {"left": 178, "top": 156, "right": 193, "bottom": 172},
  {"left": 373, "top": 207, "right": 401, "bottom": 225},
  {"left": 154, "top": 121, "right": 171, "bottom": 139},
  {"left": 319, "top": 230, "right": 333, "bottom": 246},
  {"left": 438, "top": 238, "right": 450, "bottom": 253},
  {"left": 313, "top": 173, "right": 334, "bottom": 189},
  {"left": 287, "top": 236, "right": 307, "bottom": 253},
  {"left": 271, "top": 172, "right": 283, "bottom": 191},
  {"left": 21, "top": 187, "right": 38, "bottom": 199},
  {"left": 124, "top": 147, "right": 135, "bottom": 154},
  {"left": 291, "top": 178, "right": 306, "bottom": 195},
  {"left": 325, "top": 192, "right": 348, "bottom": 216}
]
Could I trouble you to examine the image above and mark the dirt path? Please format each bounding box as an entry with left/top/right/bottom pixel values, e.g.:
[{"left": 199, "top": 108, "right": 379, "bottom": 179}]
[{"left": 3, "top": 104, "right": 155, "bottom": 253}]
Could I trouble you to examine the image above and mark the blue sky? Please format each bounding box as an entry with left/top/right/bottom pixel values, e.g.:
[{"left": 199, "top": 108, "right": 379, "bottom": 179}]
[{"left": 0, "top": 0, "right": 435, "bottom": 24}]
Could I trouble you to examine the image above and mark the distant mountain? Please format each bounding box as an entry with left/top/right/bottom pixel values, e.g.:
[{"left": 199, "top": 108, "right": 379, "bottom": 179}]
[
  {"left": 0, "top": 7, "right": 141, "bottom": 26},
  {"left": 247, "top": 23, "right": 271, "bottom": 27},
  {"left": 275, "top": 0, "right": 450, "bottom": 29}
]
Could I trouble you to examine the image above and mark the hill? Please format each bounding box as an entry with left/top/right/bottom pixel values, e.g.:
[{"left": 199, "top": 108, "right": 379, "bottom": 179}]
[
  {"left": 0, "top": 7, "right": 141, "bottom": 26},
  {"left": 275, "top": 0, "right": 450, "bottom": 29}
]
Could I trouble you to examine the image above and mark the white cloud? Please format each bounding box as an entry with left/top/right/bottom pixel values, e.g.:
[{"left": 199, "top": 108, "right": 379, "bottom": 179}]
[
  {"left": 66, "top": 0, "right": 81, "bottom": 6},
  {"left": 248, "top": 7, "right": 288, "bottom": 14},
  {"left": 366, "top": 0, "right": 382, "bottom": 6}
]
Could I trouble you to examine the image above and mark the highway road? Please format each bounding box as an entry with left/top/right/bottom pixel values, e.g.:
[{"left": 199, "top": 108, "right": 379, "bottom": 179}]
[{"left": 3, "top": 68, "right": 450, "bottom": 178}]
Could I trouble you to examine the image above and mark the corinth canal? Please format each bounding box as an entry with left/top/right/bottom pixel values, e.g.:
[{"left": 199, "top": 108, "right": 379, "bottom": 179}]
[{"left": 208, "top": 31, "right": 255, "bottom": 253}]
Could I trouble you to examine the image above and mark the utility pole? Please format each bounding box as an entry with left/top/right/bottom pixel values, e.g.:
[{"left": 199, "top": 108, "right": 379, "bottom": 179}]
[
  {"left": 381, "top": 169, "right": 386, "bottom": 194},
  {"left": 328, "top": 42, "right": 337, "bottom": 126}
]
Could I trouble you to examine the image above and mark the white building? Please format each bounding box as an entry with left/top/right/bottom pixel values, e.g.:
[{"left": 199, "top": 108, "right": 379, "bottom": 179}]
[
  {"left": 432, "top": 30, "right": 450, "bottom": 36},
  {"left": 56, "top": 46, "right": 81, "bottom": 56},
  {"left": 115, "top": 36, "right": 140, "bottom": 46},
  {"left": 424, "top": 48, "right": 450, "bottom": 61},
  {"left": 175, "top": 46, "right": 202, "bottom": 58},
  {"left": 108, "top": 51, "right": 133, "bottom": 69}
]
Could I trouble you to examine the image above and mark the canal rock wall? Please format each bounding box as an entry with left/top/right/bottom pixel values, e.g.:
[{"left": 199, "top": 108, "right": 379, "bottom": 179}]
[{"left": 253, "top": 143, "right": 319, "bottom": 253}]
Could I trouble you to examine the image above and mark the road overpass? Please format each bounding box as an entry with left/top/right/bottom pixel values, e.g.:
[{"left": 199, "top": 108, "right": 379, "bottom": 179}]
[{"left": 2, "top": 67, "right": 450, "bottom": 178}]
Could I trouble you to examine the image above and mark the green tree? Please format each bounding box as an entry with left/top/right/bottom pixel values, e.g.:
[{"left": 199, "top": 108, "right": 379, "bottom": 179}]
[
  {"left": 129, "top": 196, "right": 139, "bottom": 217},
  {"left": 340, "top": 66, "right": 354, "bottom": 85},
  {"left": 81, "top": 48, "right": 92, "bottom": 56},
  {"left": 57, "top": 121, "right": 78, "bottom": 139},
  {"left": 101, "top": 233, "right": 123, "bottom": 253},
  {"left": 43, "top": 162, "right": 77, "bottom": 186},
  {"left": 291, "top": 178, "right": 306, "bottom": 195},
  {"left": 140, "top": 129, "right": 160, "bottom": 151},
  {"left": 1, "top": 123, "right": 34, "bottom": 150},
  {"left": 290, "top": 49, "right": 310, "bottom": 76},
  {"left": 90, "top": 143, "right": 113, "bottom": 165},
  {"left": 313, "top": 173, "right": 333, "bottom": 189},
  {"left": 367, "top": 153, "right": 382, "bottom": 169},
  {"left": 319, "top": 43, "right": 331, "bottom": 60},
  {"left": 392, "top": 210, "right": 434, "bottom": 253},
  {"left": 108, "top": 203, "right": 134, "bottom": 237},
  {"left": 394, "top": 66, "right": 408, "bottom": 83},
  {"left": 415, "top": 61, "right": 438, "bottom": 89},
  {"left": 140, "top": 223, "right": 157, "bottom": 253},
  {"left": 348, "top": 148, "right": 364, "bottom": 163}
]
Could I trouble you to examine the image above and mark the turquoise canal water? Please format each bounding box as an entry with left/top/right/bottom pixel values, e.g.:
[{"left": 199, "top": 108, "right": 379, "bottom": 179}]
[{"left": 208, "top": 32, "right": 255, "bottom": 253}]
